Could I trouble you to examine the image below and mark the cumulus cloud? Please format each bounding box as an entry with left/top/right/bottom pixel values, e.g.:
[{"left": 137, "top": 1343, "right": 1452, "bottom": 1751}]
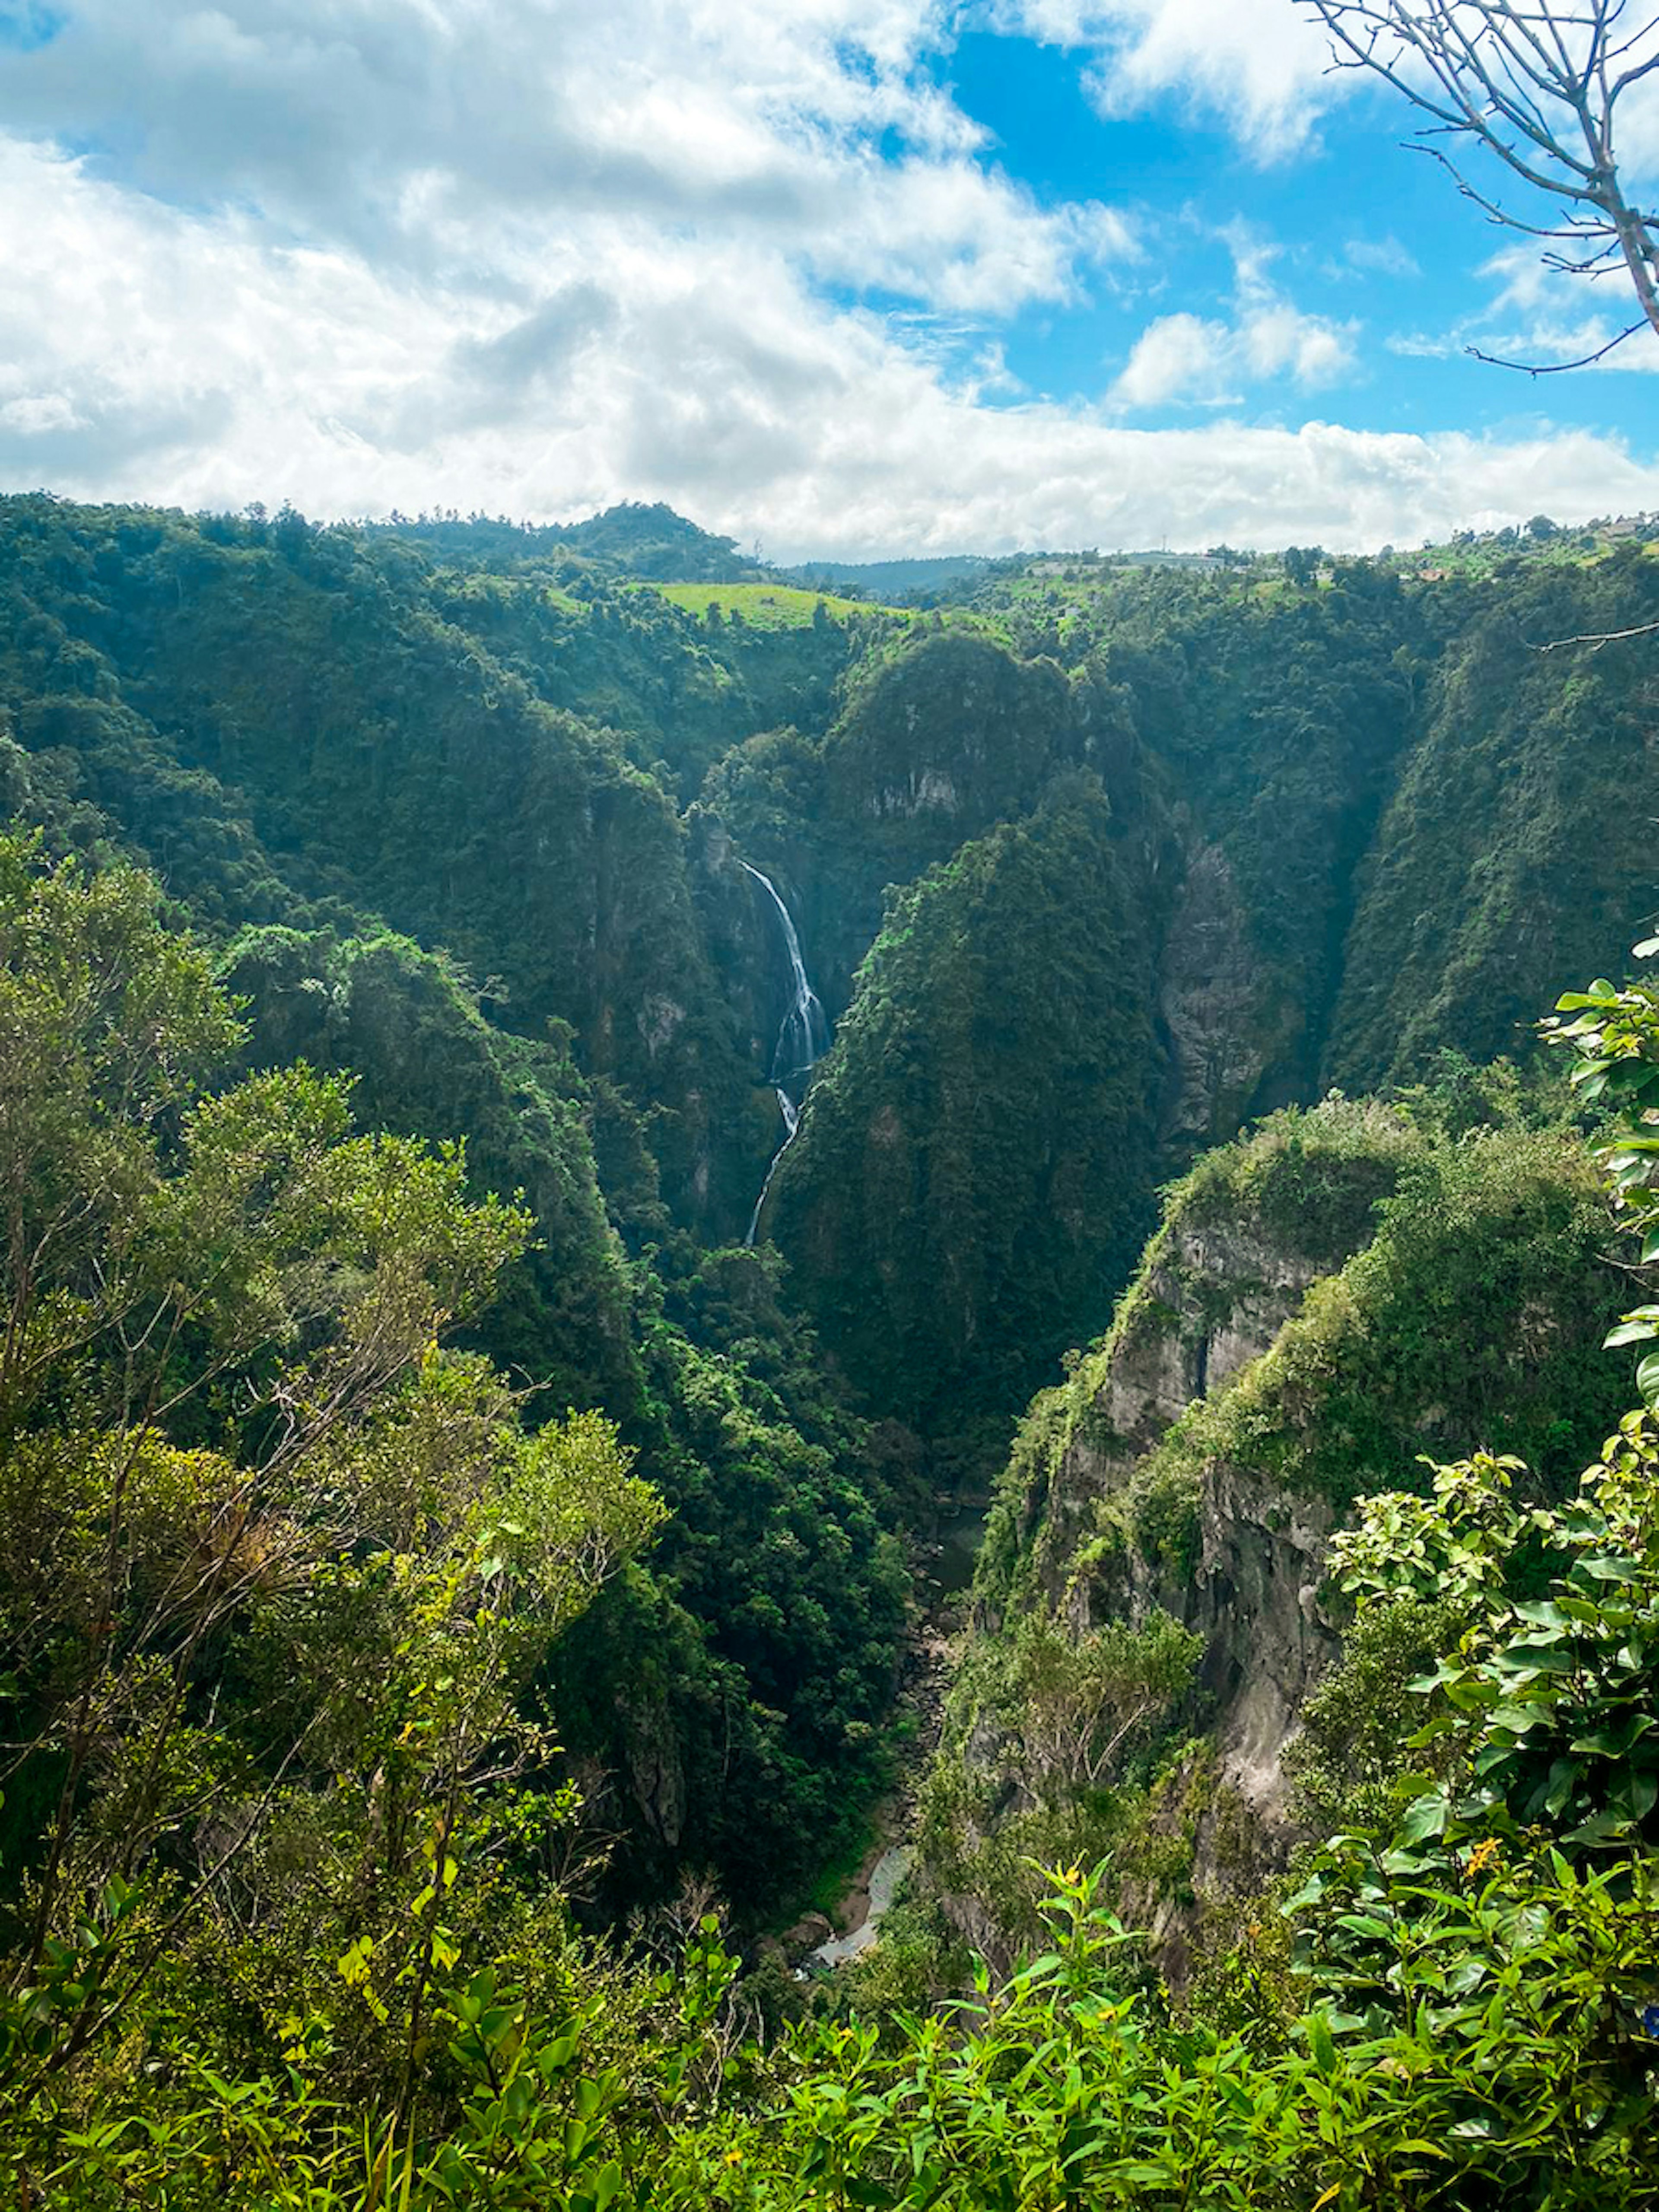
[
  {"left": 1107, "top": 228, "right": 1356, "bottom": 411},
  {"left": 986, "top": 0, "right": 1336, "bottom": 152},
  {"left": 0, "top": 0, "right": 1134, "bottom": 315},
  {"left": 3, "top": 133, "right": 1657, "bottom": 556},
  {"left": 993, "top": 0, "right": 1659, "bottom": 182},
  {"left": 1109, "top": 312, "right": 1236, "bottom": 409},
  {"left": 1108, "top": 298, "right": 1354, "bottom": 411},
  {"left": 1, "top": 0, "right": 1657, "bottom": 557}
]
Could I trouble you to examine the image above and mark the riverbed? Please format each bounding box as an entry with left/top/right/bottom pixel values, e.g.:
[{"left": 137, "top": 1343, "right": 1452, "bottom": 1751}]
[
  {"left": 810, "top": 1843, "right": 915, "bottom": 1966},
  {"left": 805, "top": 1498, "right": 984, "bottom": 1969}
]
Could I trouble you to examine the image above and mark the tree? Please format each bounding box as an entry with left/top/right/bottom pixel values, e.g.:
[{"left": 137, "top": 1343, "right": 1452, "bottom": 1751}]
[
  {"left": 1297, "top": 0, "right": 1659, "bottom": 369},
  {"left": 0, "top": 835, "right": 664, "bottom": 2120},
  {"left": 1543, "top": 934, "right": 1659, "bottom": 1398},
  {"left": 1282, "top": 543, "right": 1325, "bottom": 584}
]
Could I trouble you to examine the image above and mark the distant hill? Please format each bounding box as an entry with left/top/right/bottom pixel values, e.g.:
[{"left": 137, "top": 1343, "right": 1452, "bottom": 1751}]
[{"left": 363, "top": 498, "right": 763, "bottom": 582}]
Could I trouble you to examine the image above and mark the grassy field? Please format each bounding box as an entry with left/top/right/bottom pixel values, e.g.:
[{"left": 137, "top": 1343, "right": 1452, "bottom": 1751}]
[{"left": 643, "top": 581, "right": 905, "bottom": 628}]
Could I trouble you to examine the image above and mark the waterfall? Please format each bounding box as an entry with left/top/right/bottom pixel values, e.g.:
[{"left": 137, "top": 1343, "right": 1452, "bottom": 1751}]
[{"left": 742, "top": 861, "right": 828, "bottom": 1246}]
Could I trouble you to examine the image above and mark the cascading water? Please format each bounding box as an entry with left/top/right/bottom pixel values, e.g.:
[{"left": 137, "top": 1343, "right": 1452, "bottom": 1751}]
[{"left": 742, "top": 861, "right": 829, "bottom": 1246}]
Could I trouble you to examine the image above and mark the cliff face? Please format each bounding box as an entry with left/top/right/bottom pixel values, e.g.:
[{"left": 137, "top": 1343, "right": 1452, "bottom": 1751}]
[
  {"left": 10, "top": 501, "right": 1656, "bottom": 1476},
  {"left": 769, "top": 776, "right": 1168, "bottom": 1452},
  {"left": 1048, "top": 1219, "right": 1346, "bottom": 1859},
  {"left": 925, "top": 1100, "right": 1629, "bottom": 1968},
  {"left": 1157, "top": 844, "right": 1289, "bottom": 1144},
  {"left": 734, "top": 566, "right": 1657, "bottom": 1459}
]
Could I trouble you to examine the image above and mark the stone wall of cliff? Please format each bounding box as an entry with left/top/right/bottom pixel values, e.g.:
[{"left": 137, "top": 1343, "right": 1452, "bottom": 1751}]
[{"left": 919, "top": 1097, "right": 1627, "bottom": 1971}]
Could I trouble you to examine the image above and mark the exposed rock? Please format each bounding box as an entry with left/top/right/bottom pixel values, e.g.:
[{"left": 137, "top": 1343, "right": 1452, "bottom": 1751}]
[
  {"left": 639, "top": 994, "right": 687, "bottom": 1056},
  {"left": 936, "top": 1117, "right": 1407, "bottom": 1970},
  {"left": 1188, "top": 1459, "right": 1339, "bottom": 1842},
  {"left": 777, "top": 1912, "right": 834, "bottom": 1961},
  {"left": 1158, "top": 843, "right": 1280, "bottom": 1142},
  {"left": 1106, "top": 1217, "right": 1329, "bottom": 1450},
  {"left": 622, "top": 1708, "right": 687, "bottom": 1851},
  {"left": 1028, "top": 1211, "right": 1331, "bottom": 1617}
]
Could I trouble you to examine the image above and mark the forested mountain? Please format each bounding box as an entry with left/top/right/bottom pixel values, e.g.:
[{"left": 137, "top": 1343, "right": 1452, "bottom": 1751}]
[
  {"left": 0, "top": 494, "right": 912, "bottom": 1919},
  {"left": 6, "top": 493, "right": 1659, "bottom": 2206},
  {"left": 4, "top": 498, "right": 1658, "bottom": 1878}
]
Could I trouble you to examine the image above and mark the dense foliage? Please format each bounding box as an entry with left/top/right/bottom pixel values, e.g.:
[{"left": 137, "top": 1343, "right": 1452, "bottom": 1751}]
[
  {"left": 5, "top": 494, "right": 1656, "bottom": 1483},
  {"left": 3, "top": 491, "right": 1659, "bottom": 2202},
  {"left": 773, "top": 774, "right": 1164, "bottom": 1456},
  {"left": 923, "top": 1074, "right": 1639, "bottom": 1976},
  {"left": 11, "top": 1419, "right": 1659, "bottom": 2208},
  {"left": 0, "top": 489, "right": 929, "bottom": 1914}
]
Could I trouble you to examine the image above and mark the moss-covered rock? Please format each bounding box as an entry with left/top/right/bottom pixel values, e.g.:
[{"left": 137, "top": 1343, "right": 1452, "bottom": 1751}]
[{"left": 926, "top": 1096, "right": 1631, "bottom": 1968}]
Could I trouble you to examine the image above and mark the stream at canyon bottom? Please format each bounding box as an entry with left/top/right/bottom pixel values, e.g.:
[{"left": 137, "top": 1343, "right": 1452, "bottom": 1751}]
[{"left": 806, "top": 1501, "right": 985, "bottom": 1969}]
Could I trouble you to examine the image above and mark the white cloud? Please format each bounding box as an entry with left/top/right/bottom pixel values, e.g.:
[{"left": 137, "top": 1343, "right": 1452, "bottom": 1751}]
[
  {"left": 1241, "top": 301, "right": 1353, "bottom": 385},
  {"left": 2, "top": 1, "right": 1659, "bottom": 562},
  {"left": 1342, "top": 236, "right": 1420, "bottom": 279},
  {"left": 2, "top": 134, "right": 1656, "bottom": 559},
  {"left": 1109, "top": 312, "right": 1235, "bottom": 408},
  {"left": 1108, "top": 228, "right": 1357, "bottom": 411},
  {"left": 1108, "top": 297, "right": 1354, "bottom": 412},
  {"left": 1385, "top": 330, "right": 1454, "bottom": 360},
  {"left": 0, "top": 392, "right": 86, "bottom": 434},
  {"left": 992, "top": 0, "right": 1659, "bottom": 185},
  {"left": 1388, "top": 243, "right": 1659, "bottom": 375},
  {"left": 986, "top": 0, "right": 1335, "bottom": 153},
  {"left": 0, "top": 0, "right": 1132, "bottom": 317}
]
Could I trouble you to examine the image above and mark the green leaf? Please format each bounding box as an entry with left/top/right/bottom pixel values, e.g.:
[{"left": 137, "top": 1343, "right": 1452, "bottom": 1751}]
[
  {"left": 1569, "top": 1728, "right": 1631, "bottom": 1758},
  {"left": 1577, "top": 1554, "right": 1642, "bottom": 1584},
  {"left": 1512, "top": 1601, "right": 1569, "bottom": 1630},
  {"left": 1337, "top": 1914, "right": 1391, "bottom": 1939},
  {"left": 592, "top": 2160, "right": 624, "bottom": 2212},
  {"left": 1486, "top": 1704, "right": 1547, "bottom": 1736},
  {"left": 1494, "top": 1640, "right": 1576, "bottom": 1673},
  {"left": 1399, "top": 1793, "right": 1450, "bottom": 1845},
  {"left": 1556, "top": 985, "right": 1621, "bottom": 1009},
  {"left": 1544, "top": 1758, "right": 1579, "bottom": 1818}
]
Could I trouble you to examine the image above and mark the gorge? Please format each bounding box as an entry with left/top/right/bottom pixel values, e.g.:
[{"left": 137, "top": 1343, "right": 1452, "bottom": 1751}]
[{"left": 3, "top": 491, "right": 1659, "bottom": 2206}]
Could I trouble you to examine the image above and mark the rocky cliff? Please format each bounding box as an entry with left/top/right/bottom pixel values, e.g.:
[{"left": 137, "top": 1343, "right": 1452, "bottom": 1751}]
[{"left": 921, "top": 1097, "right": 1629, "bottom": 1969}]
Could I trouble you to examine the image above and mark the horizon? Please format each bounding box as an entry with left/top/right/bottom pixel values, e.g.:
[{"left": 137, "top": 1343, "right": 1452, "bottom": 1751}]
[{"left": 7, "top": 483, "right": 1646, "bottom": 572}]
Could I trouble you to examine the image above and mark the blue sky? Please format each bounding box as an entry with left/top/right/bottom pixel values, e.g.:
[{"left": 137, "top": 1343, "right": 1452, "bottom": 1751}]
[
  {"left": 944, "top": 22, "right": 1657, "bottom": 448},
  {"left": 0, "top": 0, "right": 1655, "bottom": 556}
]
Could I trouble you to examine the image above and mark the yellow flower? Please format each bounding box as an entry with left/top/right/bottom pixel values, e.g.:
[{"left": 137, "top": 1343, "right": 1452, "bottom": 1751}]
[{"left": 1465, "top": 1837, "right": 1502, "bottom": 1881}]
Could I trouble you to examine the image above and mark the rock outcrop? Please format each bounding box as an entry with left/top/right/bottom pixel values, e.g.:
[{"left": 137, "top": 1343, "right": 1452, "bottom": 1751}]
[
  {"left": 924, "top": 1096, "right": 1629, "bottom": 1974},
  {"left": 1157, "top": 844, "right": 1283, "bottom": 1143},
  {"left": 925, "top": 1101, "right": 1418, "bottom": 1966}
]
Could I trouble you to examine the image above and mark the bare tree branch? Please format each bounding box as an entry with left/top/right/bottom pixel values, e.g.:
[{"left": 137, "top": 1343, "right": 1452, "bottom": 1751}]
[
  {"left": 1534, "top": 616, "right": 1659, "bottom": 648},
  {"left": 1297, "top": 0, "right": 1659, "bottom": 345},
  {"left": 1467, "top": 314, "right": 1648, "bottom": 366}
]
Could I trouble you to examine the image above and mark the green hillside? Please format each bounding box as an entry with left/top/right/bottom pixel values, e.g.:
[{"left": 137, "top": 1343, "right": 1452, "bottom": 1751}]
[{"left": 4, "top": 494, "right": 1659, "bottom": 2205}]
